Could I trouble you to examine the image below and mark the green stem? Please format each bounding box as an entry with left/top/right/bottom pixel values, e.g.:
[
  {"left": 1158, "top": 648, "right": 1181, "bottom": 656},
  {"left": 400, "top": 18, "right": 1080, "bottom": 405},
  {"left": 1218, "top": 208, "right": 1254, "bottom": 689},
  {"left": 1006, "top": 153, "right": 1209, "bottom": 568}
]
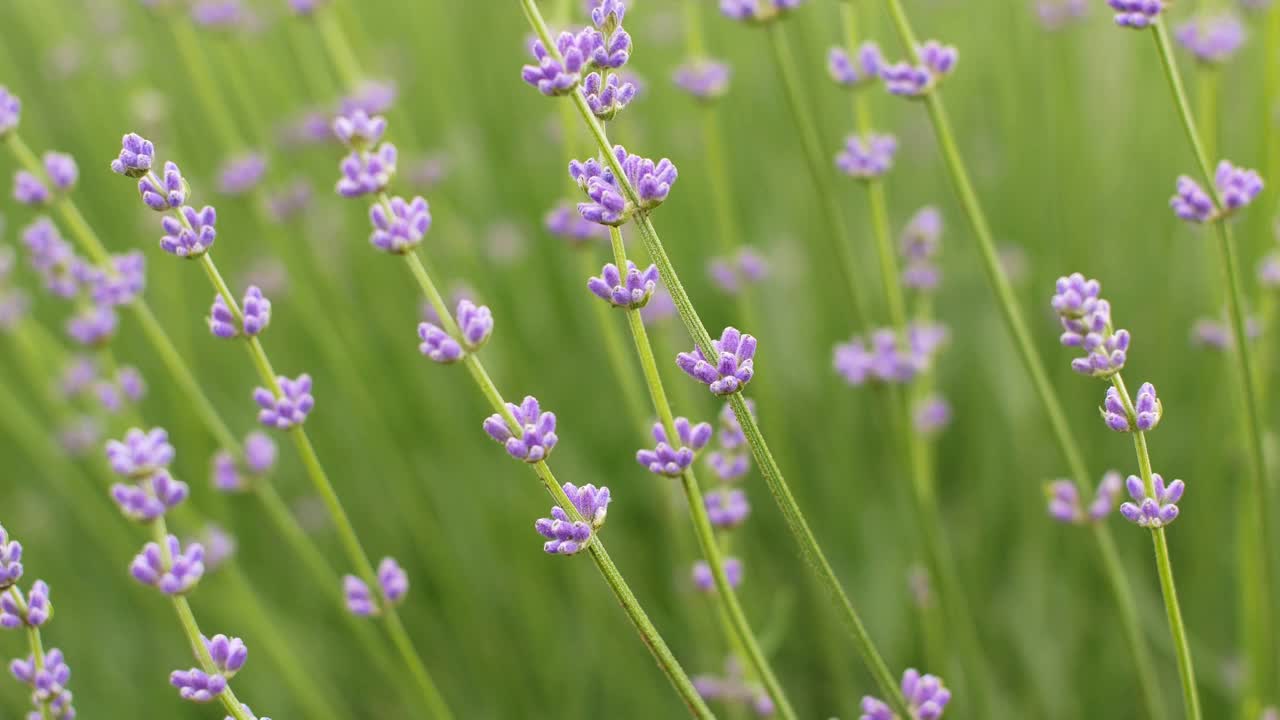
[
  {"left": 578, "top": 251, "right": 651, "bottom": 431},
  {"left": 9, "top": 589, "right": 53, "bottom": 720},
  {"left": 316, "top": 4, "right": 365, "bottom": 87},
  {"left": 1111, "top": 375, "right": 1202, "bottom": 720}
]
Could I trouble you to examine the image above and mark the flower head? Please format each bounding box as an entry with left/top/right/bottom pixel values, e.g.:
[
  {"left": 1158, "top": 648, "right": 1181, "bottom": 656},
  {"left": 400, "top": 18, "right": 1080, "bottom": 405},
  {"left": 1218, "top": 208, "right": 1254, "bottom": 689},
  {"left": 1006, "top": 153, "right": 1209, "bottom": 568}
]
[
  {"left": 417, "top": 300, "right": 493, "bottom": 363},
  {"left": 535, "top": 482, "right": 611, "bottom": 555},
  {"left": 0, "top": 525, "right": 22, "bottom": 590},
  {"left": 332, "top": 110, "right": 387, "bottom": 149},
  {"left": 1119, "top": 474, "right": 1185, "bottom": 528},
  {"left": 209, "top": 286, "right": 272, "bottom": 339},
  {"left": 693, "top": 557, "right": 743, "bottom": 592},
  {"left": 636, "top": 417, "right": 713, "bottom": 477},
  {"left": 106, "top": 427, "right": 175, "bottom": 479},
  {"left": 204, "top": 634, "right": 248, "bottom": 678},
  {"left": 588, "top": 260, "right": 659, "bottom": 309},
  {"left": 217, "top": 152, "right": 266, "bottom": 196},
  {"left": 881, "top": 41, "right": 957, "bottom": 98},
  {"left": 1047, "top": 472, "right": 1122, "bottom": 524},
  {"left": 131, "top": 535, "right": 205, "bottom": 594},
  {"left": 521, "top": 29, "right": 596, "bottom": 96},
  {"left": 484, "top": 396, "right": 558, "bottom": 462},
  {"left": 0, "top": 86, "right": 20, "bottom": 136},
  {"left": 569, "top": 145, "right": 678, "bottom": 226},
  {"left": 1172, "top": 160, "right": 1263, "bottom": 223},
  {"left": 160, "top": 205, "right": 217, "bottom": 258},
  {"left": 369, "top": 195, "right": 431, "bottom": 254},
  {"left": 673, "top": 59, "right": 731, "bottom": 101},
  {"left": 678, "top": 327, "right": 757, "bottom": 395},
  {"left": 110, "top": 132, "right": 155, "bottom": 178},
  {"left": 1051, "top": 273, "right": 1130, "bottom": 378},
  {"left": 138, "top": 161, "right": 188, "bottom": 211},
  {"left": 11, "top": 647, "right": 73, "bottom": 717},
  {"left": 828, "top": 43, "right": 882, "bottom": 87},
  {"left": 860, "top": 668, "right": 951, "bottom": 720},
  {"left": 1108, "top": 0, "right": 1164, "bottom": 28},
  {"left": 0, "top": 580, "right": 50, "bottom": 629},
  {"left": 583, "top": 72, "right": 638, "bottom": 120},
  {"left": 12, "top": 171, "right": 49, "bottom": 206},
  {"left": 720, "top": 0, "right": 802, "bottom": 24},
  {"left": 378, "top": 557, "right": 409, "bottom": 605},
  {"left": 254, "top": 374, "right": 315, "bottom": 429},
  {"left": 86, "top": 251, "right": 147, "bottom": 306},
  {"left": 705, "top": 489, "right": 750, "bottom": 528},
  {"left": 66, "top": 303, "right": 118, "bottom": 347},
  {"left": 170, "top": 668, "right": 227, "bottom": 703},
  {"left": 336, "top": 142, "right": 397, "bottom": 198},
  {"left": 1102, "top": 382, "right": 1162, "bottom": 432},
  {"left": 344, "top": 575, "right": 376, "bottom": 616},
  {"left": 111, "top": 470, "right": 189, "bottom": 522},
  {"left": 836, "top": 133, "right": 898, "bottom": 179}
]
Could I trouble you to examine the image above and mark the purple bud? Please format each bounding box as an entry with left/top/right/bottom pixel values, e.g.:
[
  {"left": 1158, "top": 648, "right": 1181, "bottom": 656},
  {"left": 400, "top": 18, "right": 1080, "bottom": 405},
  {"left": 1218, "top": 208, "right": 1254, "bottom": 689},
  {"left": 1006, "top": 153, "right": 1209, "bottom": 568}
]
[
  {"left": 484, "top": 396, "right": 559, "bottom": 463},
  {"left": 131, "top": 535, "right": 205, "bottom": 595},
  {"left": 692, "top": 557, "right": 743, "bottom": 592},
  {"left": 0, "top": 87, "right": 20, "bottom": 136},
  {"left": 254, "top": 374, "right": 315, "bottom": 430},
  {"left": 159, "top": 205, "right": 218, "bottom": 258},
  {"left": 170, "top": 668, "right": 227, "bottom": 703},
  {"left": 216, "top": 152, "right": 266, "bottom": 196},
  {"left": 110, "top": 132, "right": 155, "bottom": 178},
  {"left": 673, "top": 59, "right": 731, "bottom": 101},
  {"left": 377, "top": 557, "right": 409, "bottom": 605},
  {"left": 106, "top": 427, "right": 175, "bottom": 478},
  {"left": 369, "top": 195, "right": 430, "bottom": 254},
  {"left": 204, "top": 634, "right": 248, "bottom": 677},
  {"left": 344, "top": 575, "right": 376, "bottom": 616}
]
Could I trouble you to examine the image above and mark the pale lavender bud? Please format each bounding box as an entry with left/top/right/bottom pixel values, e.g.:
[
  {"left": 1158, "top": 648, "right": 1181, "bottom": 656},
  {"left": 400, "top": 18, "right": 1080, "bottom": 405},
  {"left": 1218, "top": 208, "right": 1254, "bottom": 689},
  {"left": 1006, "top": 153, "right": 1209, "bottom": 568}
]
[
  {"left": 111, "top": 470, "right": 188, "bottom": 522},
  {"left": 21, "top": 218, "right": 82, "bottom": 298},
  {"left": 377, "top": 557, "right": 408, "bottom": 605},
  {"left": 66, "top": 304, "right": 117, "bottom": 347},
  {"left": 637, "top": 417, "right": 713, "bottom": 477},
  {"left": 828, "top": 43, "right": 882, "bottom": 87},
  {"left": 12, "top": 172, "right": 49, "bottom": 206},
  {"left": 705, "top": 489, "right": 750, "bottom": 528},
  {"left": 341, "top": 80, "right": 398, "bottom": 116},
  {"left": 332, "top": 110, "right": 387, "bottom": 149},
  {"left": 914, "top": 394, "right": 952, "bottom": 434},
  {"left": 521, "top": 30, "right": 595, "bottom": 96},
  {"left": 0, "top": 525, "right": 22, "bottom": 590},
  {"left": 534, "top": 482, "right": 611, "bottom": 554},
  {"left": 589, "top": 260, "right": 659, "bottom": 308},
  {"left": 106, "top": 427, "right": 175, "bottom": 478},
  {"left": 1119, "top": 473, "right": 1184, "bottom": 528},
  {"left": 1088, "top": 471, "right": 1123, "bottom": 520},
  {"left": 254, "top": 374, "right": 315, "bottom": 430},
  {"left": 836, "top": 133, "right": 898, "bottom": 179},
  {"left": 678, "top": 327, "right": 757, "bottom": 395},
  {"left": 131, "top": 535, "right": 205, "bottom": 594},
  {"left": 1109, "top": 0, "right": 1164, "bottom": 28},
  {"left": 583, "top": 72, "right": 637, "bottom": 120},
  {"left": 344, "top": 575, "right": 376, "bottom": 616},
  {"left": 109, "top": 132, "right": 155, "bottom": 178},
  {"left": 546, "top": 202, "right": 608, "bottom": 245},
  {"left": 369, "top": 195, "right": 430, "bottom": 254},
  {"left": 0, "top": 580, "right": 50, "bottom": 629},
  {"left": 43, "top": 152, "right": 78, "bottom": 192},
  {"left": 484, "top": 396, "right": 559, "bottom": 462},
  {"left": 159, "top": 205, "right": 217, "bottom": 258},
  {"left": 861, "top": 668, "right": 951, "bottom": 720},
  {"left": 336, "top": 143, "right": 397, "bottom": 198},
  {"left": 138, "top": 161, "right": 187, "bottom": 211},
  {"left": 88, "top": 251, "right": 147, "bottom": 306},
  {"left": 216, "top": 153, "right": 266, "bottom": 196},
  {"left": 170, "top": 668, "right": 227, "bottom": 703},
  {"left": 673, "top": 59, "right": 731, "bottom": 101}
]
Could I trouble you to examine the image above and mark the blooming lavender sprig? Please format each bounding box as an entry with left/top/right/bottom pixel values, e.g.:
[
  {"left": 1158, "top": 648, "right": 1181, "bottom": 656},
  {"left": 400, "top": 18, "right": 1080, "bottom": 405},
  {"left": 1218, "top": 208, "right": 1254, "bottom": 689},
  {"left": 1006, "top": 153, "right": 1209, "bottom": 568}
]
[
  {"left": 588, "top": 260, "right": 659, "bottom": 309},
  {"left": 254, "top": 374, "right": 314, "bottom": 430},
  {"left": 111, "top": 470, "right": 190, "bottom": 523},
  {"left": 0, "top": 525, "right": 21, "bottom": 590},
  {"left": 159, "top": 205, "right": 218, "bottom": 258},
  {"left": 484, "top": 396, "right": 559, "bottom": 462},
  {"left": 860, "top": 669, "right": 951, "bottom": 720},
  {"left": 106, "top": 427, "right": 175, "bottom": 479},
  {"left": 211, "top": 432, "right": 277, "bottom": 492},
  {"left": 0, "top": 580, "right": 50, "bottom": 629},
  {"left": 673, "top": 59, "right": 731, "bottom": 101},
  {"left": 0, "top": 86, "right": 20, "bottom": 136},
  {"left": 66, "top": 303, "right": 118, "bottom": 347},
  {"left": 636, "top": 417, "right": 713, "bottom": 477},
  {"left": 1051, "top": 273, "right": 1130, "bottom": 378},
  {"left": 693, "top": 557, "right": 743, "bottom": 591},
  {"left": 901, "top": 207, "right": 942, "bottom": 291},
  {"left": 534, "top": 482, "right": 611, "bottom": 555},
  {"left": 720, "top": 0, "right": 802, "bottom": 24},
  {"left": 833, "top": 324, "right": 949, "bottom": 385},
  {"left": 705, "top": 489, "right": 750, "bottom": 528},
  {"left": 21, "top": 218, "right": 83, "bottom": 298},
  {"left": 521, "top": 29, "right": 596, "bottom": 95},
  {"left": 10, "top": 648, "right": 74, "bottom": 718},
  {"left": 678, "top": 327, "right": 756, "bottom": 395},
  {"left": 209, "top": 286, "right": 271, "bottom": 338},
  {"left": 130, "top": 535, "right": 205, "bottom": 595},
  {"left": 1046, "top": 472, "right": 1123, "bottom": 524},
  {"left": 109, "top": 132, "right": 154, "bottom": 178},
  {"left": 417, "top": 299, "right": 493, "bottom": 363},
  {"left": 569, "top": 145, "right": 678, "bottom": 226},
  {"left": 332, "top": 110, "right": 387, "bottom": 149},
  {"left": 828, "top": 43, "right": 883, "bottom": 88},
  {"left": 1108, "top": 0, "right": 1164, "bottom": 28},
  {"left": 1175, "top": 14, "right": 1245, "bottom": 64},
  {"left": 170, "top": 668, "right": 227, "bottom": 703},
  {"left": 138, "top": 161, "right": 188, "bottom": 211},
  {"left": 1102, "top": 383, "right": 1162, "bottom": 432},
  {"left": 336, "top": 142, "right": 398, "bottom": 198},
  {"left": 836, "top": 133, "right": 898, "bottom": 179},
  {"left": 588, "top": 0, "right": 631, "bottom": 69},
  {"left": 1170, "top": 160, "right": 1263, "bottom": 223},
  {"left": 582, "top": 72, "right": 637, "bottom": 120},
  {"left": 1119, "top": 474, "right": 1185, "bottom": 528},
  {"left": 881, "top": 41, "right": 958, "bottom": 98},
  {"left": 369, "top": 195, "right": 431, "bottom": 254}
]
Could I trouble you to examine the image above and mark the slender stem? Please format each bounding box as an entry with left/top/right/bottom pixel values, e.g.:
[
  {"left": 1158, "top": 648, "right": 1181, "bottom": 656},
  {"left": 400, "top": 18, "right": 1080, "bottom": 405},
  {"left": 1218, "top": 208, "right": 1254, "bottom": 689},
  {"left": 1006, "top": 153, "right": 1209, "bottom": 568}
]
[
  {"left": 578, "top": 251, "right": 651, "bottom": 430},
  {"left": 9, "top": 588, "right": 53, "bottom": 720},
  {"left": 1149, "top": 20, "right": 1277, "bottom": 703},
  {"left": 1111, "top": 375, "right": 1203, "bottom": 720}
]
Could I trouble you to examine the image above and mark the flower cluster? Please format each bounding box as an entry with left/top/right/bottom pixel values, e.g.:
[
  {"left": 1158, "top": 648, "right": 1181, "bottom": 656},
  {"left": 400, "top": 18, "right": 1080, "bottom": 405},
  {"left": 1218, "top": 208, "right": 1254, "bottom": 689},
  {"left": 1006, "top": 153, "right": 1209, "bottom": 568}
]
[
  {"left": 901, "top": 206, "right": 942, "bottom": 291},
  {"left": 678, "top": 327, "right": 757, "bottom": 395},
  {"left": 836, "top": 133, "right": 898, "bottom": 180},
  {"left": 1175, "top": 14, "right": 1245, "bottom": 64},
  {"left": 211, "top": 432, "right": 278, "bottom": 493},
  {"left": 636, "top": 417, "right": 713, "bottom": 477},
  {"left": 1119, "top": 474, "right": 1185, "bottom": 529},
  {"left": 217, "top": 153, "right": 267, "bottom": 196},
  {"left": 343, "top": 557, "right": 409, "bottom": 617},
  {"left": 484, "top": 395, "right": 559, "bottom": 463},
  {"left": 1046, "top": 472, "right": 1123, "bottom": 524},
  {"left": 369, "top": 195, "right": 431, "bottom": 254},
  {"left": 535, "top": 482, "right": 611, "bottom": 555},
  {"left": 707, "top": 400, "right": 753, "bottom": 482},
  {"left": 881, "top": 41, "right": 958, "bottom": 98},
  {"left": 1108, "top": 0, "right": 1164, "bottom": 28},
  {"left": 860, "top": 669, "right": 951, "bottom": 719},
  {"left": 833, "top": 323, "right": 949, "bottom": 386},
  {"left": 1, "top": 525, "right": 76, "bottom": 719},
  {"left": 588, "top": 260, "right": 659, "bottom": 309},
  {"left": 327, "top": 110, "right": 397, "bottom": 197},
  {"left": 0, "top": 86, "right": 20, "bottom": 136},
  {"left": 1171, "top": 160, "right": 1263, "bottom": 223},
  {"left": 12, "top": 151, "right": 78, "bottom": 207},
  {"left": 828, "top": 43, "right": 882, "bottom": 87},
  {"left": 131, "top": 535, "right": 206, "bottom": 595},
  {"left": 254, "top": 374, "right": 315, "bottom": 430},
  {"left": 569, "top": 145, "right": 678, "bottom": 226},
  {"left": 673, "top": 59, "right": 731, "bottom": 101},
  {"left": 707, "top": 248, "right": 767, "bottom": 296},
  {"left": 692, "top": 557, "right": 743, "bottom": 592},
  {"left": 0, "top": 525, "right": 22, "bottom": 589},
  {"left": 546, "top": 202, "right": 608, "bottom": 244},
  {"left": 720, "top": 0, "right": 802, "bottom": 24},
  {"left": 106, "top": 427, "right": 192, "bottom": 530},
  {"left": 521, "top": 29, "right": 597, "bottom": 96},
  {"left": 1051, "top": 273, "right": 1129, "bottom": 378},
  {"left": 111, "top": 134, "right": 223, "bottom": 259},
  {"left": 209, "top": 286, "right": 272, "bottom": 339},
  {"left": 417, "top": 299, "right": 493, "bottom": 363},
  {"left": 22, "top": 218, "right": 85, "bottom": 299},
  {"left": 10, "top": 649, "right": 74, "bottom": 719},
  {"left": 1102, "top": 383, "right": 1161, "bottom": 433}
]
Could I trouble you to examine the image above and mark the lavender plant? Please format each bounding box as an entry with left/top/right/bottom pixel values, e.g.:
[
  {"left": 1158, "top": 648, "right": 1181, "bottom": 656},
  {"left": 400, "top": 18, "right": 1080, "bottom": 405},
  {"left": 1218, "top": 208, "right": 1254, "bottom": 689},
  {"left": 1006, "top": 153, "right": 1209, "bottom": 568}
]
[{"left": 1, "top": 523, "right": 76, "bottom": 720}]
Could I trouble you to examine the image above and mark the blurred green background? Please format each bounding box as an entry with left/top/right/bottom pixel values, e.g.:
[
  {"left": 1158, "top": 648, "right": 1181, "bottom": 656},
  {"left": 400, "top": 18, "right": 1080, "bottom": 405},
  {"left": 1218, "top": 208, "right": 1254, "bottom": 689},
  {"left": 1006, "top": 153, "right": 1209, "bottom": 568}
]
[{"left": 0, "top": 0, "right": 1275, "bottom": 717}]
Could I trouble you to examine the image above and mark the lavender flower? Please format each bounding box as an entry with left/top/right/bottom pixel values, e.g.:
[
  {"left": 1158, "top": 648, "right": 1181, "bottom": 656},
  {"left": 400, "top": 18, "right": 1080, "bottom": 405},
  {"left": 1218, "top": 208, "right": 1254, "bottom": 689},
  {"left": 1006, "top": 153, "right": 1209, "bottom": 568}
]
[
  {"left": 484, "top": 396, "right": 559, "bottom": 462},
  {"left": 546, "top": 202, "right": 608, "bottom": 244},
  {"left": 588, "top": 1, "right": 632, "bottom": 69},
  {"left": 66, "top": 304, "right": 118, "bottom": 347},
  {"left": 332, "top": 110, "right": 387, "bottom": 149},
  {"left": 1171, "top": 161, "right": 1264, "bottom": 222},
  {"left": 720, "top": 0, "right": 802, "bottom": 24},
  {"left": 636, "top": 417, "right": 713, "bottom": 477},
  {"left": 11, "top": 648, "right": 73, "bottom": 718},
  {"left": 693, "top": 557, "right": 743, "bottom": 591},
  {"left": 1175, "top": 14, "right": 1245, "bottom": 63},
  {"left": 343, "top": 575, "right": 376, "bottom": 616},
  {"left": 204, "top": 634, "right": 248, "bottom": 677},
  {"left": 914, "top": 394, "right": 952, "bottom": 434},
  {"left": 369, "top": 195, "right": 431, "bottom": 254},
  {"left": 705, "top": 489, "right": 750, "bottom": 528},
  {"left": 131, "top": 535, "right": 205, "bottom": 594},
  {"left": 0, "top": 525, "right": 22, "bottom": 589},
  {"left": 1108, "top": 0, "right": 1164, "bottom": 28},
  {"left": 521, "top": 30, "right": 596, "bottom": 95},
  {"left": 534, "top": 482, "right": 611, "bottom": 555},
  {"left": 588, "top": 260, "right": 659, "bottom": 309},
  {"left": 828, "top": 43, "right": 882, "bottom": 87},
  {"left": 217, "top": 153, "right": 266, "bottom": 196},
  {"left": 211, "top": 432, "right": 277, "bottom": 492},
  {"left": 882, "top": 42, "right": 957, "bottom": 98},
  {"left": 417, "top": 300, "right": 493, "bottom": 363},
  {"left": 111, "top": 470, "right": 189, "bottom": 522},
  {"left": 1051, "top": 273, "right": 1129, "bottom": 378},
  {"left": 336, "top": 143, "right": 398, "bottom": 198},
  {"left": 1047, "top": 472, "right": 1123, "bottom": 524},
  {"left": 377, "top": 557, "right": 409, "bottom": 605},
  {"left": 12, "top": 171, "right": 49, "bottom": 206},
  {"left": 0, "top": 580, "right": 50, "bottom": 628},
  {"left": 0, "top": 86, "right": 20, "bottom": 136},
  {"left": 209, "top": 286, "right": 271, "bottom": 339},
  {"left": 21, "top": 217, "right": 81, "bottom": 298},
  {"left": 159, "top": 205, "right": 217, "bottom": 258},
  {"left": 833, "top": 324, "right": 949, "bottom": 385},
  {"left": 109, "top": 132, "right": 155, "bottom": 178},
  {"left": 1119, "top": 474, "right": 1185, "bottom": 528},
  {"left": 254, "top": 374, "right": 315, "bottom": 430},
  {"left": 583, "top": 72, "right": 638, "bottom": 120},
  {"left": 708, "top": 248, "right": 768, "bottom": 295},
  {"left": 836, "top": 133, "right": 898, "bottom": 179},
  {"left": 678, "top": 327, "right": 756, "bottom": 395},
  {"left": 673, "top": 59, "right": 731, "bottom": 101},
  {"left": 138, "top": 161, "right": 187, "bottom": 211},
  {"left": 106, "top": 427, "right": 175, "bottom": 478},
  {"left": 569, "top": 145, "right": 678, "bottom": 225},
  {"left": 1102, "top": 383, "right": 1162, "bottom": 433},
  {"left": 87, "top": 251, "right": 147, "bottom": 306},
  {"left": 170, "top": 668, "right": 227, "bottom": 703},
  {"left": 860, "top": 669, "right": 951, "bottom": 720}
]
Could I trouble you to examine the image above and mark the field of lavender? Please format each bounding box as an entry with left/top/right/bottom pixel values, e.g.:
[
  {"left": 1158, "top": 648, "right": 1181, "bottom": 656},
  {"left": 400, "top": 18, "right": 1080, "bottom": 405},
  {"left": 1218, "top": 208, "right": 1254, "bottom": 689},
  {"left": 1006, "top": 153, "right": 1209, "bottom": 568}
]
[{"left": 1, "top": 0, "right": 1278, "bottom": 718}]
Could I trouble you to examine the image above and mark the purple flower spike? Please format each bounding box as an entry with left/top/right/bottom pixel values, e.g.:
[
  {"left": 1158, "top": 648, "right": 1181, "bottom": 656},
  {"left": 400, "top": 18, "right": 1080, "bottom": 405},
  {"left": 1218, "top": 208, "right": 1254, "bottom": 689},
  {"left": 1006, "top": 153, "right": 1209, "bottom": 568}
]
[
  {"left": 535, "top": 482, "right": 611, "bottom": 555},
  {"left": 66, "top": 304, "right": 118, "bottom": 347},
  {"left": 377, "top": 557, "right": 409, "bottom": 605},
  {"left": 43, "top": 152, "right": 78, "bottom": 192},
  {"left": 1175, "top": 14, "right": 1245, "bottom": 64},
  {"left": 880, "top": 61, "right": 933, "bottom": 97},
  {"left": 369, "top": 195, "right": 431, "bottom": 254},
  {"left": 110, "top": 132, "right": 155, "bottom": 178},
  {"left": 677, "top": 327, "right": 757, "bottom": 395},
  {"left": 861, "top": 668, "right": 951, "bottom": 720},
  {"left": 417, "top": 300, "right": 492, "bottom": 364},
  {"left": 636, "top": 417, "right": 713, "bottom": 477},
  {"left": 588, "top": 260, "right": 659, "bottom": 309},
  {"left": 569, "top": 145, "right": 678, "bottom": 226},
  {"left": 919, "top": 41, "right": 959, "bottom": 77},
  {"left": 336, "top": 142, "right": 397, "bottom": 198},
  {"left": 170, "top": 668, "right": 227, "bottom": 703},
  {"left": 521, "top": 30, "right": 596, "bottom": 96},
  {"left": 254, "top": 374, "right": 315, "bottom": 430},
  {"left": 1171, "top": 176, "right": 1214, "bottom": 223},
  {"left": 209, "top": 286, "right": 272, "bottom": 338},
  {"left": 344, "top": 575, "right": 376, "bottom": 616},
  {"left": 693, "top": 557, "right": 743, "bottom": 592},
  {"left": 159, "top": 205, "right": 217, "bottom": 258},
  {"left": 88, "top": 251, "right": 147, "bottom": 306},
  {"left": 217, "top": 153, "right": 266, "bottom": 196},
  {"left": 332, "top": 110, "right": 387, "bottom": 149},
  {"left": 705, "top": 489, "right": 750, "bottom": 528},
  {"left": 1119, "top": 473, "right": 1185, "bottom": 529},
  {"left": 483, "top": 395, "right": 559, "bottom": 463},
  {"left": 673, "top": 59, "right": 731, "bottom": 101},
  {"left": 12, "top": 171, "right": 49, "bottom": 206},
  {"left": 1103, "top": 382, "right": 1161, "bottom": 432},
  {"left": 416, "top": 322, "right": 462, "bottom": 363},
  {"left": 0, "top": 580, "right": 50, "bottom": 629},
  {"left": 591, "top": 0, "right": 627, "bottom": 29},
  {"left": 204, "top": 634, "right": 248, "bottom": 678},
  {"left": 834, "top": 324, "right": 948, "bottom": 386},
  {"left": 111, "top": 470, "right": 189, "bottom": 522},
  {"left": 1216, "top": 160, "right": 1264, "bottom": 212},
  {"left": 914, "top": 394, "right": 952, "bottom": 434},
  {"left": 836, "top": 133, "right": 898, "bottom": 179},
  {"left": 1109, "top": 0, "right": 1164, "bottom": 28},
  {"left": 106, "top": 427, "right": 175, "bottom": 479},
  {"left": 1051, "top": 274, "right": 1129, "bottom": 378},
  {"left": 131, "top": 535, "right": 205, "bottom": 595},
  {"left": 720, "top": 0, "right": 802, "bottom": 24},
  {"left": 828, "top": 43, "right": 882, "bottom": 87},
  {"left": 583, "top": 72, "right": 638, "bottom": 120},
  {"left": 11, "top": 647, "right": 73, "bottom": 717},
  {"left": 618, "top": 145, "right": 678, "bottom": 210},
  {"left": 0, "top": 87, "right": 20, "bottom": 136},
  {"left": 1047, "top": 472, "right": 1122, "bottom": 524},
  {"left": 0, "top": 525, "right": 22, "bottom": 590},
  {"left": 138, "top": 161, "right": 188, "bottom": 211}
]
